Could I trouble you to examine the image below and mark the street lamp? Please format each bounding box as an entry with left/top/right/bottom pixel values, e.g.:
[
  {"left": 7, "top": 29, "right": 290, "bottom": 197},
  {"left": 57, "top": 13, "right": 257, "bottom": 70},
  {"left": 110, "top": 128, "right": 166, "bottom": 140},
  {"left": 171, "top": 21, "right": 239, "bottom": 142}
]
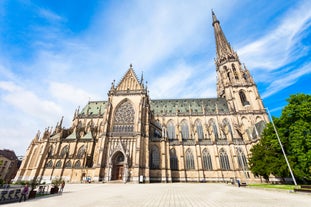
[{"left": 265, "top": 108, "right": 297, "bottom": 186}]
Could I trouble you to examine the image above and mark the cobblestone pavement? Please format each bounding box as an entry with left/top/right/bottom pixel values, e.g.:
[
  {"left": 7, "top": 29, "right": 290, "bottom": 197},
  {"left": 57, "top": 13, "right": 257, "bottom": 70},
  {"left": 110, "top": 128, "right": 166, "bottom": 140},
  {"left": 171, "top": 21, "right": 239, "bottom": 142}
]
[{"left": 5, "top": 183, "right": 311, "bottom": 207}]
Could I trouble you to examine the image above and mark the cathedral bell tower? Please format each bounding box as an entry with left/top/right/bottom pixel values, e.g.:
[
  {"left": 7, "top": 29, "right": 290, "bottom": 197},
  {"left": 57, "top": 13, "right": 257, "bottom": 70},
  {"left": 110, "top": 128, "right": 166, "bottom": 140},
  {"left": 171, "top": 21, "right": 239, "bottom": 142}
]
[{"left": 212, "top": 11, "right": 264, "bottom": 113}]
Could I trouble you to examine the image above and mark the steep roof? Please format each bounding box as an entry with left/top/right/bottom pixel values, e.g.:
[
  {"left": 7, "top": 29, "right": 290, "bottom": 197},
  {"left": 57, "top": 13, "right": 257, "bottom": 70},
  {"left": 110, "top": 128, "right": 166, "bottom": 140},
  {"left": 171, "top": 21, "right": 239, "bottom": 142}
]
[
  {"left": 150, "top": 98, "right": 229, "bottom": 116},
  {"left": 80, "top": 101, "right": 107, "bottom": 117},
  {"left": 0, "top": 149, "right": 18, "bottom": 160},
  {"left": 115, "top": 65, "right": 144, "bottom": 91}
]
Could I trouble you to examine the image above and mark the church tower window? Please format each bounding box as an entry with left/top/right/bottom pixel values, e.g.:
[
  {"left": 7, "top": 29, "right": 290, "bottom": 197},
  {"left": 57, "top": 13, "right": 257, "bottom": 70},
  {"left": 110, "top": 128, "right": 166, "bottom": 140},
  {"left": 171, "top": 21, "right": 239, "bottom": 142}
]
[
  {"left": 232, "top": 64, "right": 238, "bottom": 79},
  {"left": 239, "top": 90, "right": 250, "bottom": 106}
]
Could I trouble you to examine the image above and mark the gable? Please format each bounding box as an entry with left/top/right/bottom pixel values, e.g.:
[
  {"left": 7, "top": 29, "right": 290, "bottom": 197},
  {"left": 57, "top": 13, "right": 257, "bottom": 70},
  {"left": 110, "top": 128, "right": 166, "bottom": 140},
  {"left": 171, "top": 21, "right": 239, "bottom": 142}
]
[{"left": 116, "top": 67, "right": 143, "bottom": 91}]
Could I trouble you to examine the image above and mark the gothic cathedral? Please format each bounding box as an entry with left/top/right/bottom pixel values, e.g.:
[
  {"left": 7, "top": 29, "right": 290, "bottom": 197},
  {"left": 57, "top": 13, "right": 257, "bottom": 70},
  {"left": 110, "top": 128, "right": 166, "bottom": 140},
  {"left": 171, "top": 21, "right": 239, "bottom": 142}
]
[{"left": 15, "top": 12, "right": 268, "bottom": 184}]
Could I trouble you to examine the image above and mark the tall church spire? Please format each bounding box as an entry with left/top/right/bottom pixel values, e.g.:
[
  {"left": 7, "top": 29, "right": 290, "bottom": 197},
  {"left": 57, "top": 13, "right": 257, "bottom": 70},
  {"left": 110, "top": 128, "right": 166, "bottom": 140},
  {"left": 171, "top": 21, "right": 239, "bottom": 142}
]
[
  {"left": 212, "top": 11, "right": 264, "bottom": 113},
  {"left": 212, "top": 10, "right": 238, "bottom": 65}
]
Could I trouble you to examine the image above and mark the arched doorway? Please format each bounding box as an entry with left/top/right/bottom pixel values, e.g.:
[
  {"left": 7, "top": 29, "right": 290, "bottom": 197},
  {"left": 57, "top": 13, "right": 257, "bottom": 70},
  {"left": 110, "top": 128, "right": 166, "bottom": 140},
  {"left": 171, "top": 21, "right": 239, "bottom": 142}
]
[{"left": 111, "top": 152, "right": 125, "bottom": 180}]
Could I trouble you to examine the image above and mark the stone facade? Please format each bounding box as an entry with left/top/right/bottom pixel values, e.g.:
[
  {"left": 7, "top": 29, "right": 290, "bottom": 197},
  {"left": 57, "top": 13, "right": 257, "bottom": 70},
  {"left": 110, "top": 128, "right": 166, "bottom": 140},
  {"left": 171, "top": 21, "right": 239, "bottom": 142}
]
[
  {"left": 0, "top": 149, "right": 19, "bottom": 184},
  {"left": 14, "top": 12, "right": 268, "bottom": 184}
]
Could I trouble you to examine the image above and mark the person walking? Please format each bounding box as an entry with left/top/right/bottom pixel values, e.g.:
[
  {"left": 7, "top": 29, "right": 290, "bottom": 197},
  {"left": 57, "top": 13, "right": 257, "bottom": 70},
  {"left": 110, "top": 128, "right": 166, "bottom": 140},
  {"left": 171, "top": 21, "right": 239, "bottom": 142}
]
[
  {"left": 19, "top": 184, "right": 29, "bottom": 202},
  {"left": 60, "top": 180, "right": 65, "bottom": 193}
]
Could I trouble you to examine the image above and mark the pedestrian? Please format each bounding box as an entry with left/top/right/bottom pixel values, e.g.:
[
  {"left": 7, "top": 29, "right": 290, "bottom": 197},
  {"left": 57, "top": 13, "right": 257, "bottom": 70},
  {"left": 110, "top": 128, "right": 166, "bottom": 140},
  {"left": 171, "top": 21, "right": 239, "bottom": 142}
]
[
  {"left": 60, "top": 180, "right": 65, "bottom": 193},
  {"left": 237, "top": 179, "right": 241, "bottom": 187},
  {"left": 19, "top": 184, "right": 29, "bottom": 202}
]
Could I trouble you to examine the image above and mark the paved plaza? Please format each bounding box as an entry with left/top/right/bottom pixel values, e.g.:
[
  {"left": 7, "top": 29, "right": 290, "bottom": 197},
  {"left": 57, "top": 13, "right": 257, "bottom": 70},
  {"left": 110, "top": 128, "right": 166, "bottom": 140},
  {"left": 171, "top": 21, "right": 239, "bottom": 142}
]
[{"left": 5, "top": 183, "right": 311, "bottom": 207}]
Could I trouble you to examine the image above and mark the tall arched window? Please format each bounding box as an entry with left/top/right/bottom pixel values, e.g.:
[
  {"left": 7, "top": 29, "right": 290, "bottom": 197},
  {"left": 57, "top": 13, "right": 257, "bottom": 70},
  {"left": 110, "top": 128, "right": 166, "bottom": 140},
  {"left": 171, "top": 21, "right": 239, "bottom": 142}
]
[
  {"left": 48, "top": 146, "right": 53, "bottom": 158},
  {"left": 219, "top": 149, "right": 230, "bottom": 170},
  {"left": 185, "top": 149, "right": 195, "bottom": 170},
  {"left": 195, "top": 120, "right": 204, "bottom": 140},
  {"left": 60, "top": 145, "right": 69, "bottom": 158},
  {"left": 167, "top": 120, "right": 175, "bottom": 140},
  {"left": 150, "top": 146, "right": 160, "bottom": 169},
  {"left": 232, "top": 64, "right": 238, "bottom": 79},
  {"left": 170, "top": 148, "right": 178, "bottom": 170},
  {"left": 222, "top": 118, "right": 233, "bottom": 140},
  {"left": 113, "top": 100, "right": 135, "bottom": 133},
  {"left": 237, "top": 148, "right": 248, "bottom": 170},
  {"left": 77, "top": 145, "right": 85, "bottom": 159},
  {"left": 239, "top": 91, "right": 250, "bottom": 106},
  {"left": 209, "top": 119, "right": 219, "bottom": 140},
  {"left": 202, "top": 149, "right": 213, "bottom": 170},
  {"left": 181, "top": 120, "right": 189, "bottom": 140}
]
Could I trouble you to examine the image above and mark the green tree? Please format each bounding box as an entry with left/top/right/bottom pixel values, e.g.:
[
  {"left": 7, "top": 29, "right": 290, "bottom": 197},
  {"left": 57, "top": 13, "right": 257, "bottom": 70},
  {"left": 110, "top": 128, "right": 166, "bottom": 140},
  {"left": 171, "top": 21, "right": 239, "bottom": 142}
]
[{"left": 249, "top": 94, "right": 311, "bottom": 183}]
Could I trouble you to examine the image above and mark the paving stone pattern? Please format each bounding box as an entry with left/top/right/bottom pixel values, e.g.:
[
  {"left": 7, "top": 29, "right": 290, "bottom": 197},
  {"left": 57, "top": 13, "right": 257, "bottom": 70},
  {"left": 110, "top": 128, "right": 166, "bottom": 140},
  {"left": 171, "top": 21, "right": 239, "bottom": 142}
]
[{"left": 5, "top": 183, "right": 311, "bottom": 207}]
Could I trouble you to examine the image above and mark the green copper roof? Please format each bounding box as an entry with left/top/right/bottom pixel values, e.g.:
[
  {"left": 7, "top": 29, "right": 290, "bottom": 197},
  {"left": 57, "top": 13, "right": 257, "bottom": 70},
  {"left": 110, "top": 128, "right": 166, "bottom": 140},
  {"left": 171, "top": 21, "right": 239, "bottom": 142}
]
[
  {"left": 150, "top": 98, "right": 229, "bottom": 116},
  {"left": 79, "top": 98, "right": 229, "bottom": 117},
  {"left": 80, "top": 101, "right": 107, "bottom": 116}
]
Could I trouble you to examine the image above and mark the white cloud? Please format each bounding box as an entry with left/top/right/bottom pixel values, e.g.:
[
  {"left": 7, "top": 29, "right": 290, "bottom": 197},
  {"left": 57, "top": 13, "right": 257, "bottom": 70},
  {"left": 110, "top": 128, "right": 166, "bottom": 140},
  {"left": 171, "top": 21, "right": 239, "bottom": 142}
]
[
  {"left": 261, "top": 63, "right": 311, "bottom": 98},
  {"left": 0, "top": 81, "right": 62, "bottom": 124},
  {"left": 238, "top": 1, "right": 311, "bottom": 70},
  {"left": 49, "top": 82, "right": 100, "bottom": 105}
]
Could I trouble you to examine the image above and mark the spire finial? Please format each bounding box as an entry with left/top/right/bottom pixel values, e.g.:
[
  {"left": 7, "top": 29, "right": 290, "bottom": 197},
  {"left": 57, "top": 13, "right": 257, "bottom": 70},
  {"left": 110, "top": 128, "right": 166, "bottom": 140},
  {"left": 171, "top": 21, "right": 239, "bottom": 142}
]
[
  {"left": 130, "top": 63, "right": 133, "bottom": 68},
  {"left": 211, "top": 9, "right": 219, "bottom": 26},
  {"left": 141, "top": 71, "right": 144, "bottom": 84}
]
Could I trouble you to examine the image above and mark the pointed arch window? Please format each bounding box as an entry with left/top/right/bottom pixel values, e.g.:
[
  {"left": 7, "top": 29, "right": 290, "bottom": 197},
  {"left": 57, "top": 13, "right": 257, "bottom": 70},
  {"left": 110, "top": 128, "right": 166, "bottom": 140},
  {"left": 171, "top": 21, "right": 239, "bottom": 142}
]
[
  {"left": 232, "top": 64, "right": 238, "bottom": 79},
  {"left": 55, "top": 160, "right": 62, "bottom": 168},
  {"left": 239, "top": 91, "right": 250, "bottom": 106},
  {"left": 46, "top": 160, "right": 53, "bottom": 168},
  {"left": 150, "top": 146, "right": 160, "bottom": 169},
  {"left": 167, "top": 120, "right": 175, "bottom": 140},
  {"left": 170, "top": 148, "right": 178, "bottom": 170},
  {"left": 185, "top": 149, "right": 195, "bottom": 170},
  {"left": 65, "top": 161, "right": 72, "bottom": 168},
  {"left": 181, "top": 120, "right": 190, "bottom": 140},
  {"left": 60, "top": 145, "right": 69, "bottom": 158},
  {"left": 77, "top": 145, "right": 85, "bottom": 159},
  {"left": 219, "top": 149, "right": 230, "bottom": 170},
  {"left": 202, "top": 149, "right": 213, "bottom": 170},
  {"left": 195, "top": 120, "right": 204, "bottom": 140},
  {"left": 222, "top": 118, "right": 233, "bottom": 140},
  {"left": 113, "top": 100, "right": 135, "bottom": 133},
  {"left": 74, "top": 160, "right": 81, "bottom": 168},
  {"left": 209, "top": 119, "right": 219, "bottom": 140},
  {"left": 48, "top": 146, "right": 53, "bottom": 158},
  {"left": 237, "top": 148, "right": 248, "bottom": 170}
]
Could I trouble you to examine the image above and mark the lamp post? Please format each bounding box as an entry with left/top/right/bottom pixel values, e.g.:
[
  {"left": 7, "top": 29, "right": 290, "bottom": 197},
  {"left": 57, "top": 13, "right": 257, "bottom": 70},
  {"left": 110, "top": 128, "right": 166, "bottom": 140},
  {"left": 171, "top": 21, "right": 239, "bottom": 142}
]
[{"left": 265, "top": 108, "right": 297, "bottom": 186}]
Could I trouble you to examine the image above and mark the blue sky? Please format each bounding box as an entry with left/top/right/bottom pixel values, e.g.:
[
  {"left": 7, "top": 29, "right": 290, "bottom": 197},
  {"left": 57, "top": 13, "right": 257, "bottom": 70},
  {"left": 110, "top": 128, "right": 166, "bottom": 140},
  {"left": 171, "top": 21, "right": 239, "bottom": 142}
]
[{"left": 0, "top": 0, "right": 311, "bottom": 156}]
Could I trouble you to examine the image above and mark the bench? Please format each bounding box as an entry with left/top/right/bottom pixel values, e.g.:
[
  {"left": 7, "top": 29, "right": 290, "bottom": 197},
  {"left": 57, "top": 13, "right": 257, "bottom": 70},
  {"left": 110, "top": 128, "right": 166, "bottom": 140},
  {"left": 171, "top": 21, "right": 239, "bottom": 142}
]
[
  {"left": 295, "top": 185, "right": 311, "bottom": 193},
  {"left": 240, "top": 182, "right": 247, "bottom": 187}
]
